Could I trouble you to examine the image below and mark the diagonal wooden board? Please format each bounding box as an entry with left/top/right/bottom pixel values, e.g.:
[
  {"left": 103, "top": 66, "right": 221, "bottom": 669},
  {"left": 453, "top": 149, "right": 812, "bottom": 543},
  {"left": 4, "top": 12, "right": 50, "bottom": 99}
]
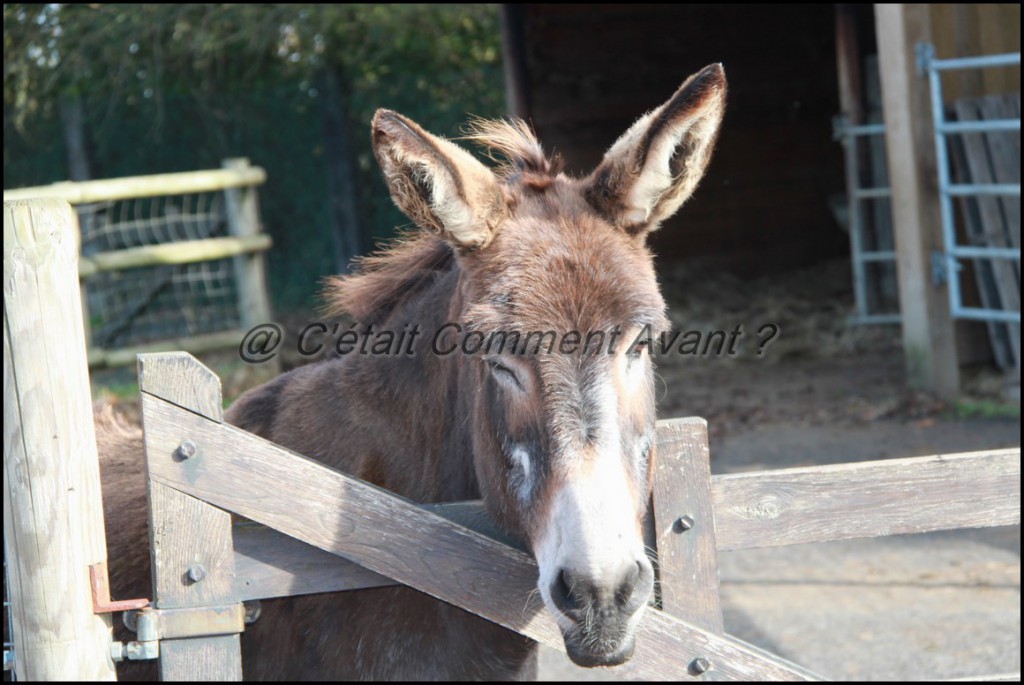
[{"left": 139, "top": 354, "right": 822, "bottom": 681}]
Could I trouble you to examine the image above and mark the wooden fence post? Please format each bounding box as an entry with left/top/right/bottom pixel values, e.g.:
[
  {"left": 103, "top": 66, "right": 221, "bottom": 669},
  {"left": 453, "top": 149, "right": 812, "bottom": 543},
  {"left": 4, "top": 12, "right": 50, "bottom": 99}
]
[
  {"left": 875, "top": 3, "right": 960, "bottom": 398},
  {"left": 648, "top": 418, "right": 725, "bottom": 676},
  {"left": 3, "top": 199, "right": 116, "bottom": 680},
  {"left": 223, "top": 158, "right": 274, "bottom": 334},
  {"left": 139, "top": 352, "right": 243, "bottom": 680}
]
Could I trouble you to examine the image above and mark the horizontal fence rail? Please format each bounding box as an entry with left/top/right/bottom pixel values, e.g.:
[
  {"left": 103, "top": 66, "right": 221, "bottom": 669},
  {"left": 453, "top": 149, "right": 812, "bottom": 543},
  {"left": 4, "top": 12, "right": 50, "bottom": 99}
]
[
  {"left": 88, "top": 330, "right": 248, "bottom": 369},
  {"left": 227, "top": 447, "right": 1021, "bottom": 602},
  {"left": 2, "top": 166, "right": 266, "bottom": 204},
  {"left": 78, "top": 234, "right": 271, "bottom": 278},
  {"left": 712, "top": 448, "right": 1019, "bottom": 550}
]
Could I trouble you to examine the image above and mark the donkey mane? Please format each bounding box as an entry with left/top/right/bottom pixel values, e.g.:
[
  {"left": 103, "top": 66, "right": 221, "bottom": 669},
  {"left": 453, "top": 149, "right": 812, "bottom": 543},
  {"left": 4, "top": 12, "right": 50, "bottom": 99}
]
[
  {"left": 323, "top": 233, "right": 454, "bottom": 325},
  {"left": 324, "top": 117, "right": 563, "bottom": 324}
]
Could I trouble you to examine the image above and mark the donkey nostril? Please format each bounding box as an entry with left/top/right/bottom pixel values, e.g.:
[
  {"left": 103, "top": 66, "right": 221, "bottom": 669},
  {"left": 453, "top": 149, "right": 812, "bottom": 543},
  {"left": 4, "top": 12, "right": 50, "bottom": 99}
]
[
  {"left": 552, "top": 568, "right": 597, "bottom": 616},
  {"left": 556, "top": 569, "right": 579, "bottom": 611},
  {"left": 616, "top": 561, "right": 642, "bottom": 607}
]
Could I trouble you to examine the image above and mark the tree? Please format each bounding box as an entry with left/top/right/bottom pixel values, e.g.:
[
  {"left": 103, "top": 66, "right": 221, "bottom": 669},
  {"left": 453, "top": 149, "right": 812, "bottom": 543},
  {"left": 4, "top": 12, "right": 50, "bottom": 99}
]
[{"left": 4, "top": 4, "right": 504, "bottom": 308}]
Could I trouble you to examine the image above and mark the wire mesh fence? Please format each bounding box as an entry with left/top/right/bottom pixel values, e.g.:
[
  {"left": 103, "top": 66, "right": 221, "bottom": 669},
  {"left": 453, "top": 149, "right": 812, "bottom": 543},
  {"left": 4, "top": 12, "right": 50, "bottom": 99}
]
[
  {"left": 78, "top": 192, "right": 242, "bottom": 349},
  {"left": 4, "top": 161, "right": 271, "bottom": 365}
]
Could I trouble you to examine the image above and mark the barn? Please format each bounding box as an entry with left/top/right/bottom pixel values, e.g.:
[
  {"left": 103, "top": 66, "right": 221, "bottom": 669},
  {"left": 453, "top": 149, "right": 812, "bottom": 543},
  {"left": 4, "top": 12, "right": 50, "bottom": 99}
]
[{"left": 501, "top": 3, "right": 1020, "bottom": 397}]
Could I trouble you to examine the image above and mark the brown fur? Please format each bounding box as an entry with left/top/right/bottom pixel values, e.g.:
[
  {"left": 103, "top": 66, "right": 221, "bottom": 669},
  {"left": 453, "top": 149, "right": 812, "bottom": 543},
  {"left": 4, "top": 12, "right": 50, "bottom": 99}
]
[{"left": 97, "top": 65, "right": 726, "bottom": 680}]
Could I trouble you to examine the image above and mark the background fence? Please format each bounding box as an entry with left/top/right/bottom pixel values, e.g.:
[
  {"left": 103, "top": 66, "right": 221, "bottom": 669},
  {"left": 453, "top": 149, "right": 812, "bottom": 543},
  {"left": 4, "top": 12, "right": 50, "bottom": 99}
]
[{"left": 3, "top": 161, "right": 272, "bottom": 368}]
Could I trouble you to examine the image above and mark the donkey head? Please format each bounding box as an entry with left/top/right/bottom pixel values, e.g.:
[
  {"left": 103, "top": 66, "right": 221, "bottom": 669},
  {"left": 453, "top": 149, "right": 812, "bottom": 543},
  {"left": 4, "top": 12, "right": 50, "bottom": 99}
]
[{"left": 371, "top": 64, "right": 726, "bottom": 667}]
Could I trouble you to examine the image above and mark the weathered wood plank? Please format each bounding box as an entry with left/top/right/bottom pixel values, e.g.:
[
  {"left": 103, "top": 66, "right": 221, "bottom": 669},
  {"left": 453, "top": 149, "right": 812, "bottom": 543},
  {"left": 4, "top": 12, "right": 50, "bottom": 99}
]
[
  {"left": 223, "top": 158, "right": 274, "bottom": 336},
  {"left": 2, "top": 165, "right": 266, "bottom": 203},
  {"left": 90, "top": 329, "right": 248, "bottom": 369},
  {"left": 138, "top": 351, "right": 224, "bottom": 419},
  {"left": 233, "top": 505, "right": 531, "bottom": 602},
  {"left": 77, "top": 234, "right": 271, "bottom": 278},
  {"left": 980, "top": 94, "right": 1020, "bottom": 375},
  {"left": 231, "top": 446, "right": 1021, "bottom": 603},
  {"left": 949, "top": 107, "right": 1014, "bottom": 370},
  {"left": 712, "top": 448, "right": 1020, "bottom": 551},
  {"left": 142, "top": 391, "right": 821, "bottom": 681},
  {"left": 140, "top": 353, "right": 242, "bottom": 680},
  {"left": 233, "top": 521, "right": 397, "bottom": 601},
  {"left": 875, "top": 2, "right": 960, "bottom": 397},
  {"left": 952, "top": 97, "right": 1020, "bottom": 373},
  {"left": 3, "top": 199, "right": 116, "bottom": 680},
  {"left": 148, "top": 484, "right": 243, "bottom": 681},
  {"left": 651, "top": 418, "right": 724, "bottom": 633},
  {"left": 982, "top": 95, "right": 1020, "bottom": 257}
]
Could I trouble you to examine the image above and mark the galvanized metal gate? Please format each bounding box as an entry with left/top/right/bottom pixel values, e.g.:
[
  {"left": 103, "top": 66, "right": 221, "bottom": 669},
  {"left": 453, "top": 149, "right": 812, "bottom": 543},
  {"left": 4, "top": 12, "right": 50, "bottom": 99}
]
[
  {"left": 837, "top": 44, "right": 1020, "bottom": 370},
  {"left": 921, "top": 46, "right": 1021, "bottom": 326}
]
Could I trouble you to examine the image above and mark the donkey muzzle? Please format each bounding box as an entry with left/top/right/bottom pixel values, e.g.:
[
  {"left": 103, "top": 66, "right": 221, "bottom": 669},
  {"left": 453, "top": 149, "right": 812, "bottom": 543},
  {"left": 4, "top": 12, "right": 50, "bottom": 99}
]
[{"left": 548, "top": 558, "right": 654, "bottom": 666}]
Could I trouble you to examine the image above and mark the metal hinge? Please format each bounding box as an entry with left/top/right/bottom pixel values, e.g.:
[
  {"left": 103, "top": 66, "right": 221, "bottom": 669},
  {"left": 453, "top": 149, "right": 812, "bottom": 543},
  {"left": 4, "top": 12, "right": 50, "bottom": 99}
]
[
  {"left": 90, "top": 560, "right": 258, "bottom": 662},
  {"left": 931, "top": 251, "right": 961, "bottom": 285},
  {"left": 127, "top": 603, "right": 247, "bottom": 640},
  {"left": 112, "top": 603, "right": 253, "bottom": 662},
  {"left": 916, "top": 42, "right": 935, "bottom": 76}
]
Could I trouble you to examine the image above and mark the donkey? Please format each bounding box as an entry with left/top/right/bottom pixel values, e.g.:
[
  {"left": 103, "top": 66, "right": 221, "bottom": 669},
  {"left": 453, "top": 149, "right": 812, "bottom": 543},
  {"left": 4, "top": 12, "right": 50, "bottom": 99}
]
[{"left": 101, "top": 63, "right": 726, "bottom": 680}]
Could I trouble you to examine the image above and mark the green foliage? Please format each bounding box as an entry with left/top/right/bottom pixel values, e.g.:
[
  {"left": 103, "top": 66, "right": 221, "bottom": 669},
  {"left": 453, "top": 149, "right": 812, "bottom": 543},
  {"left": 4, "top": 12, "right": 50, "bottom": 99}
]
[
  {"left": 948, "top": 398, "right": 1020, "bottom": 420},
  {"left": 3, "top": 4, "right": 505, "bottom": 310}
]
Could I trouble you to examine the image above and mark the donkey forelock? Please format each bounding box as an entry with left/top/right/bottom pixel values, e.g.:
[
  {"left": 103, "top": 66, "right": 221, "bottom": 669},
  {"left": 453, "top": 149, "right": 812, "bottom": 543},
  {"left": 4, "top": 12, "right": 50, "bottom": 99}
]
[{"left": 461, "top": 117, "right": 565, "bottom": 187}]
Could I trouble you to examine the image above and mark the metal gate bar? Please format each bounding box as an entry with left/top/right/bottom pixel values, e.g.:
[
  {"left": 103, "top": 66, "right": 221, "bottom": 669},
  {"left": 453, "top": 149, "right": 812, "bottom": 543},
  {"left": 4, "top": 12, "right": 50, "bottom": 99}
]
[
  {"left": 920, "top": 46, "right": 1021, "bottom": 324},
  {"left": 834, "top": 118, "right": 901, "bottom": 325}
]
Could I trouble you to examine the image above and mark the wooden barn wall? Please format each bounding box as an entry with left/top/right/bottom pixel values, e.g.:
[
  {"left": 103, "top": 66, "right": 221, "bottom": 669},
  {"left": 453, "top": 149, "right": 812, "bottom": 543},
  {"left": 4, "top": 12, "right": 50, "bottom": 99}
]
[
  {"left": 931, "top": 3, "right": 1021, "bottom": 103},
  {"left": 511, "top": 4, "right": 848, "bottom": 274}
]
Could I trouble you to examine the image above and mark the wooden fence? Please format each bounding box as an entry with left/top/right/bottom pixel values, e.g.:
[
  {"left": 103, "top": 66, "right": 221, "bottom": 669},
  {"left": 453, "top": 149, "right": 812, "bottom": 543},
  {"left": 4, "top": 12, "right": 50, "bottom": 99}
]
[
  {"left": 4, "top": 199, "right": 1021, "bottom": 681},
  {"left": 2, "top": 160, "right": 273, "bottom": 368}
]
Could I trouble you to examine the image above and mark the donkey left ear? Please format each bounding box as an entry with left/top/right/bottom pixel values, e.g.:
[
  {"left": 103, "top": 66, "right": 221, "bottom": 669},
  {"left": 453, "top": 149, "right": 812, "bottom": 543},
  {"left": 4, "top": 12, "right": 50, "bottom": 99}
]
[
  {"left": 372, "top": 109, "right": 506, "bottom": 251},
  {"left": 584, "top": 64, "right": 726, "bottom": 236}
]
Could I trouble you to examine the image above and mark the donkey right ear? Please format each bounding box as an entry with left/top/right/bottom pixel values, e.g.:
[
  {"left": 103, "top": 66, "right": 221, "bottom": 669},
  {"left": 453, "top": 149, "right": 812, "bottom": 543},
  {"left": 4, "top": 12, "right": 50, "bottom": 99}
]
[
  {"left": 372, "top": 110, "right": 506, "bottom": 250},
  {"left": 584, "top": 64, "right": 726, "bottom": 236}
]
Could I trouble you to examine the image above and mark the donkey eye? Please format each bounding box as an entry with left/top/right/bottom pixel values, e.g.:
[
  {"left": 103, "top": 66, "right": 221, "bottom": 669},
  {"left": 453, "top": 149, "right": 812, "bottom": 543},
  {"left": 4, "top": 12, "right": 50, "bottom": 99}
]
[
  {"left": 627, "top": 339, "right": 651, "bottom": 361},
  {"left": 485, "top": 357, "right": 524, "bottom": 390}
]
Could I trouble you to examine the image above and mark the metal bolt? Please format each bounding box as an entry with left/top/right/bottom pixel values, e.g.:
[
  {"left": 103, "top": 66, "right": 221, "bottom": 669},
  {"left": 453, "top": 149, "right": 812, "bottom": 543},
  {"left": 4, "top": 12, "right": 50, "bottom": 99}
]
[
  {"left": 123, "top": 609, "right": 138, "bottom": 633},
  {"left": 690, "top": 656, "right": 712, "bottom": 675},
  {"left": 177, "top": 439, "right": 197, "bottom": 460},
  {"left": 186, "top": 564, "right": 207, "bottom": 583},
  {"left": 674, "top": 515, "right": 695, "bottom": 533},
  {"left": 244, "top": 600, "right": 262, "bottom": 624}
]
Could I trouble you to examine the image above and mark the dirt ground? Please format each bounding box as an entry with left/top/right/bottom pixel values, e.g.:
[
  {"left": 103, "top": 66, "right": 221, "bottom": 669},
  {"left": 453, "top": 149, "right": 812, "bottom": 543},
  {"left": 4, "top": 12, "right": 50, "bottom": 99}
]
[{"left": 91, "top": 257, "right": 1020, "bottom": 681}]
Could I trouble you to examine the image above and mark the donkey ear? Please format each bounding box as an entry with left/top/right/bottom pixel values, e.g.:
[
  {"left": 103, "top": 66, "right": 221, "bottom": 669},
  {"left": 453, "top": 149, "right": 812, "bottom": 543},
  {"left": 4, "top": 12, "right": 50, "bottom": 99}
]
[
  {"left": 372, "top": 109, "right": 506, "bottom": 250},
  {"left": 584, "top": 64, "right": 726, "bottom": 235}
]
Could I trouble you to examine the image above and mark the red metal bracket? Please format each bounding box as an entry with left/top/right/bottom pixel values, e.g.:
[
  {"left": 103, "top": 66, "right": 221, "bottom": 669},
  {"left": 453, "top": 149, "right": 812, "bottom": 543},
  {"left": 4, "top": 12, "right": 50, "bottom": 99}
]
[{"left": 89, "top": 561, "right": 150, "bottom": 614}]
